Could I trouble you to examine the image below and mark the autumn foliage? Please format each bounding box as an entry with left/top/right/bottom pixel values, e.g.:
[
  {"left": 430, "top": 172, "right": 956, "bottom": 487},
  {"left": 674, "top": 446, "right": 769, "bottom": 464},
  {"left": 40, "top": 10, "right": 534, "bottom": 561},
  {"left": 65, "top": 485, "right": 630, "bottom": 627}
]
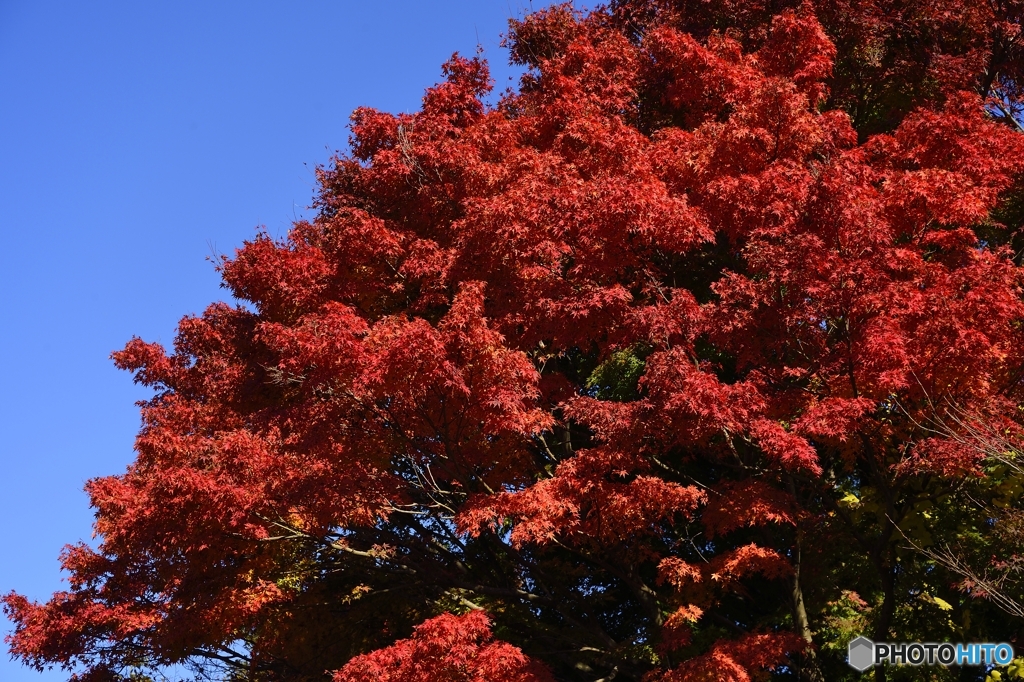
[{"left": 9, "top": 1, "right": 1024, "bottom": 680}]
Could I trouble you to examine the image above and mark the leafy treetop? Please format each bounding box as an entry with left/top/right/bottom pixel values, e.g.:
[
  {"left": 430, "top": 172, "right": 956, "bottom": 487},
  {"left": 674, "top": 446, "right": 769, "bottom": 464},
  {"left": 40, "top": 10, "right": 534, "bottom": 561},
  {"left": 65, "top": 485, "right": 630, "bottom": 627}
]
[{"left": 7, "top": 1, "right": 1024, "bottom": 681}]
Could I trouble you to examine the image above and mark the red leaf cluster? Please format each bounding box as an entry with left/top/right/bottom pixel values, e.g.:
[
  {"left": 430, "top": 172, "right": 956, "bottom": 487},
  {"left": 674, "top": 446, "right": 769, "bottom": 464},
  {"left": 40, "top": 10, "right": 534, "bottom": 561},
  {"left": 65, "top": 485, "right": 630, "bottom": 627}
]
[{"left": 333, "top": 611, "right": 554, "bottom": 682}]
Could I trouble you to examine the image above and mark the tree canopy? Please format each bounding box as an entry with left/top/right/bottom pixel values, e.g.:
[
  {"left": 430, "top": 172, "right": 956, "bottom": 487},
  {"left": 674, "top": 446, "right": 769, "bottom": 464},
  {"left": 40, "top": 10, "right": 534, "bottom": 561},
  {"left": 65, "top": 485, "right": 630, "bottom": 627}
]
[{"left": 8, "top": 1, "right": 1024, "bottom": 681}]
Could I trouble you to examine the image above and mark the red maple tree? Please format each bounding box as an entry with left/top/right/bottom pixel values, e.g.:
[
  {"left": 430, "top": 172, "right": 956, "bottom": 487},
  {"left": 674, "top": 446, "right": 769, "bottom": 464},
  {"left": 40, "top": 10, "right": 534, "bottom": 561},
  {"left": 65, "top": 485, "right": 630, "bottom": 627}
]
[{"left": 8, "top": 2, "right": 1024, "bottom": 681}]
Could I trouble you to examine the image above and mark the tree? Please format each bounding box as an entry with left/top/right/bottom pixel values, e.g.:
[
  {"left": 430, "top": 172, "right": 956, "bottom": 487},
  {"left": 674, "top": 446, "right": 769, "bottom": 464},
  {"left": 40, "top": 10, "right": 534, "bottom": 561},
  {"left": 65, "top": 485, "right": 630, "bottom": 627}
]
[{"left": 7, "top": 1, "right": 1024, "bottom": 680}]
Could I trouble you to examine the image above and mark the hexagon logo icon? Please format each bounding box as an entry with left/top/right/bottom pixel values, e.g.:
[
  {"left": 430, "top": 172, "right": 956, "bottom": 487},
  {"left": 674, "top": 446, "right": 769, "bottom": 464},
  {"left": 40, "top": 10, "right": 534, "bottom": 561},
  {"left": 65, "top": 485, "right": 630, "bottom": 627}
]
[{"left": 848, "top": 636, "right": 875, "bottom": 672}]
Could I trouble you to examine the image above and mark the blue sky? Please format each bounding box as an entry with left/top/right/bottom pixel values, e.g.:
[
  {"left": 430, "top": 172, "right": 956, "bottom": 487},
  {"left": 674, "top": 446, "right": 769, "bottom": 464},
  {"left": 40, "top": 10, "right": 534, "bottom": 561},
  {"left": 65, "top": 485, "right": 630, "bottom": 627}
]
[{"left": 0, "top": 2, "right": 568, "bottom": 679}]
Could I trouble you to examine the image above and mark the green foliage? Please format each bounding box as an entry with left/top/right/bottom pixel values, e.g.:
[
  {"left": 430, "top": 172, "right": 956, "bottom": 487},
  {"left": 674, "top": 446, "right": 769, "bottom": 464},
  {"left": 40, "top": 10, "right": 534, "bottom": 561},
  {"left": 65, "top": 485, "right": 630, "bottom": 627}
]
[
  {"left": 986, "top": 658, "right": 1024, "bottom": 682},
  {"left": 585, "top": 345, "right": 650, "bottom": 401}
]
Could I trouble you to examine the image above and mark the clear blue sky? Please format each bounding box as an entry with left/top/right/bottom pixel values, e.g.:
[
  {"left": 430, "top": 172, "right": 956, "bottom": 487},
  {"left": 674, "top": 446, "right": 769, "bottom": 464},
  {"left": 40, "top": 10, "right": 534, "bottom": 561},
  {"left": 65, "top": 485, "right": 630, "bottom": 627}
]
[{"left": 0, "top": 2, "right": 569, "bottom": 679}]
